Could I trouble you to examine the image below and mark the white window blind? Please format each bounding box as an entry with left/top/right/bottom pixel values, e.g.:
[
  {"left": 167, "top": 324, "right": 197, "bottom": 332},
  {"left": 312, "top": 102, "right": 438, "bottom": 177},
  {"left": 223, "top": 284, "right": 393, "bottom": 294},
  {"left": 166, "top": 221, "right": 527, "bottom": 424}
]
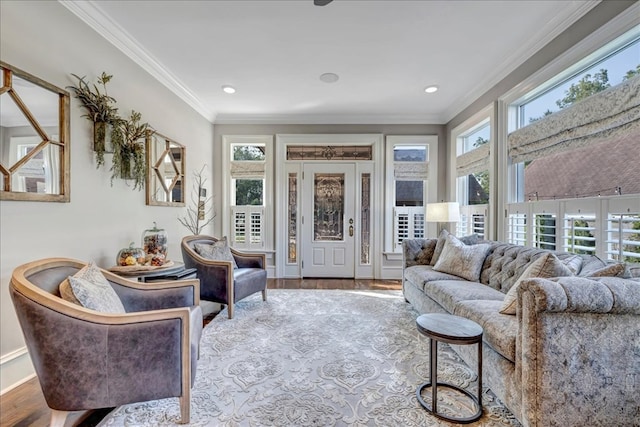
[
  {"left": 508, "top": 212, "right": 527, "bottom": 245},
  {"left": 606, "top": 213, "right": 640, "bottom": 262},
  {"left": 534, "top": 213, "right": 557, "bottom": 251},
  {"left": 394, "top": 207, "right": 424, "bottom": 248},
  {"left": 231, "top": 206, "right": 264, "bottom": 249},
  {"left": 563, "top": 214, "right": 597, "bottom": 255},
  {"left": 457, "top": 205, "right": 486, "bottom": 238}
]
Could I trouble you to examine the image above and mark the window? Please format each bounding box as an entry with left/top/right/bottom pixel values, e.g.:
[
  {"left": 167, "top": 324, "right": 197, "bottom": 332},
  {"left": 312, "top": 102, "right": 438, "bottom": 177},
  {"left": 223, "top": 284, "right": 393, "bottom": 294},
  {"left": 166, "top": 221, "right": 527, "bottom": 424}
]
[
  {"left": 452, "top": 109, "right": 492, "bottom": 239},
  {"left": 503, "top": 25, "right": 640, "bottom": 255},
  {"left": 385, "top": 136, "right": 438, "bottom": 253},
  {"left": 223, "top": 136, "right": 273, "bottom": 251}
]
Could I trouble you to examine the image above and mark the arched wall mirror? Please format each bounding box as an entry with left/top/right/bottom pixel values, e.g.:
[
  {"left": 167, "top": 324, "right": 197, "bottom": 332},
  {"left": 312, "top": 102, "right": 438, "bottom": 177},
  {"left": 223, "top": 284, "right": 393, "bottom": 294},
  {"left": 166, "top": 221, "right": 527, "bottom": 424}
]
[
  {"left": 146, "top": 130, "right": 185, "bottom": 207},
  {"left": 0, "top": 62, "right": 70, "bottom": 202}
]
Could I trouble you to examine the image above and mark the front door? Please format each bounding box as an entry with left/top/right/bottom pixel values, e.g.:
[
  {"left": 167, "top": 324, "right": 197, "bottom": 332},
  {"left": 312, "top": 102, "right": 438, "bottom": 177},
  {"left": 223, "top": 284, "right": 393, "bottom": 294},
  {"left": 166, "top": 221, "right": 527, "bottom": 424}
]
[{"left": 301, "top": 163, "right": 356, "bottom": 277}]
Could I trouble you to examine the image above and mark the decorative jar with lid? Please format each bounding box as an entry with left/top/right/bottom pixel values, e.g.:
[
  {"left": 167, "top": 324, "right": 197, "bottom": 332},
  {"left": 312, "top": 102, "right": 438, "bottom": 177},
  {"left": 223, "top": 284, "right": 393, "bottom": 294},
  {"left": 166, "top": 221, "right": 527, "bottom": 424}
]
[
  {"left": 142, "top": 222, "right": 168, "bottom": 266},
  {"left": 116, "top": 242, "right": 146, "bottom": 266}
]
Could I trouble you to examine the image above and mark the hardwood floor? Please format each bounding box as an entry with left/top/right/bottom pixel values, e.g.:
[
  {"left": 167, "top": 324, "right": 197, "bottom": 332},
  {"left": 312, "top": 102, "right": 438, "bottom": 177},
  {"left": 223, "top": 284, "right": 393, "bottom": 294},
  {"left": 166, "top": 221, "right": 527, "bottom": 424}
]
[{"left": 0, "top": 279, "right": 401, "bottom": 427}]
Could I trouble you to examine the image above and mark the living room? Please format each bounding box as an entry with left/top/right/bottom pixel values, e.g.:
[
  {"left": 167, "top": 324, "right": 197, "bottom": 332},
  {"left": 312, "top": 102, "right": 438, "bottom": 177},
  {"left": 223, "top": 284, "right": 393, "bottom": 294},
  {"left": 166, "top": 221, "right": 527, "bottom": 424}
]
[{"left": 1, "top": 1, "right": 639, "bottom": 426}]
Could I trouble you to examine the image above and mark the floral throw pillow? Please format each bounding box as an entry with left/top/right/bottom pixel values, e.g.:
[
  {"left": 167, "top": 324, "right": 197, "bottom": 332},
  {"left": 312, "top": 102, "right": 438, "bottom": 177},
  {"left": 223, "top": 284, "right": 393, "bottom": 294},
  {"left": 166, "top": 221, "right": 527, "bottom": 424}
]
[
  {"left": 432, "top": 234, "right": 491, "bottom": 282},
  {"left": 195, "top": 237, "right": 238, "bottom": 269},
  {"left": 67, "top": 261, "right": 126, "bottom": 313},
  {"left": 499, "top": 253, "right": 573, "bottom": 315}
]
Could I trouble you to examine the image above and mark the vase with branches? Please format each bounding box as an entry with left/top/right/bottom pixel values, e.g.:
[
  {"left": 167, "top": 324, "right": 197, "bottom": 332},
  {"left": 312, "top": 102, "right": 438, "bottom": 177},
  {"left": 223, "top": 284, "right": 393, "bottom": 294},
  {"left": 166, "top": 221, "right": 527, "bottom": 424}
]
[
  {"left": 68, "top": 72, "right": 119, "bottom": 167},
  {"left": 111, "top": 110, "right": 150, "bottom": 190},
  {"left": 178, "top": 165, "right": 216, "bottom": 235}
]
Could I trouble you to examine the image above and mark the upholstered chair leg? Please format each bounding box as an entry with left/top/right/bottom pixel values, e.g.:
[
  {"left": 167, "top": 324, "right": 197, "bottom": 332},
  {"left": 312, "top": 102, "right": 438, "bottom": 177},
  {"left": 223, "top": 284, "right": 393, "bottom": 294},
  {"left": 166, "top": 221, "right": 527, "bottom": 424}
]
[
  {"left": 228, "top": 302, "right": 234, "bottom": 319},
  {"left": 178, "top": 394, "right": 190, "bottom": 424},
  {"left": 50, "top": 409, "right": 69, "bottom": 427},
  {"left": 262, "top": 289, "right": 267, "bottom": 301}
]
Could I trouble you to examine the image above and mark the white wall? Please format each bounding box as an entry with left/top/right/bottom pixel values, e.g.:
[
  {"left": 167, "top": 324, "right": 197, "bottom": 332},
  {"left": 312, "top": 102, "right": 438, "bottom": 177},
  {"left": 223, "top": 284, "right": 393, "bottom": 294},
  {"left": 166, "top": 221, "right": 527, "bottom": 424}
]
[{"left": 0, "top": 1, "right": 215, "bottom": 392}]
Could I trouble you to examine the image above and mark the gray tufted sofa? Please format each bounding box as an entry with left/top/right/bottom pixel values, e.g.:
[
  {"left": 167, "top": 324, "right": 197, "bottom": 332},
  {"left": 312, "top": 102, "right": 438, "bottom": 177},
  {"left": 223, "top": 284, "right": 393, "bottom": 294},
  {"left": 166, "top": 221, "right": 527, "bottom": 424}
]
[{"left": 402, "top": 237, "right": 640, "bottom": 427}]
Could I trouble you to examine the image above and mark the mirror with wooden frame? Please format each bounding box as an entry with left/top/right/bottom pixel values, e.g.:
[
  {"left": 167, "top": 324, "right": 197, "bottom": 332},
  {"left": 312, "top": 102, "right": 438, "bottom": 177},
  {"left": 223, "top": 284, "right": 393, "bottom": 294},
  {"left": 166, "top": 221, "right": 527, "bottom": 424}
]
[
  {"left": 0, "top": 62, "right": 70, "bottom": 202},
  {"left": 145, "top": 130, "right": 185, "bottom": 206}
]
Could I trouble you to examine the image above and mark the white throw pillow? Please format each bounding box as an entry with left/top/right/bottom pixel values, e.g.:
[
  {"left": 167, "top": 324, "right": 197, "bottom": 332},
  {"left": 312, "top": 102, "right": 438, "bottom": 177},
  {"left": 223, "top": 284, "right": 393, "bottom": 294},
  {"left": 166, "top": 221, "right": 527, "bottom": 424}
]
[
  {"left": 499, "top": 253, "right": 573, "bottom": 315},
  {"left": 67, "top": 261, "right": 126, "bottom": 313},
  {"left": 432, "top": 234, "right": 491, "bottom": 282},
  {"left": 195, "top": 236, "right": 238, "bottom": 269}
]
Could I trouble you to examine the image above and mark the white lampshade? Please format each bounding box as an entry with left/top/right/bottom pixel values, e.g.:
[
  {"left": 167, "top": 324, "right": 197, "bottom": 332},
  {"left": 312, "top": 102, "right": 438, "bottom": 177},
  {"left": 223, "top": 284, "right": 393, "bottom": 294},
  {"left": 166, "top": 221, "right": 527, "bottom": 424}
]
[{"left": 426, "top": 202, "right": 461, "bottom": 223}]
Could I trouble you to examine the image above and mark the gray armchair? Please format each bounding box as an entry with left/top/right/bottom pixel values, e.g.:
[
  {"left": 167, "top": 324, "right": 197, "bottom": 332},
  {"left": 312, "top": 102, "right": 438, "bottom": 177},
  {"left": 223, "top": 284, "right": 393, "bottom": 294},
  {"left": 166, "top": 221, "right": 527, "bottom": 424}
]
[
  {"left": 9, "top": 257, "right": 203, "bottom": 426},
  {"left": 181, "top": 235, "right": 267, "bottom": 319}
]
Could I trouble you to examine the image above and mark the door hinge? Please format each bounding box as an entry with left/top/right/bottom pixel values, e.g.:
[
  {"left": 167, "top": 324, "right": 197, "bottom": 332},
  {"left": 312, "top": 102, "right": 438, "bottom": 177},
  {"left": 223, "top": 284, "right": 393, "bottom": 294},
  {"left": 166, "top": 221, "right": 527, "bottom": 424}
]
[{"left": 301, "top": 260, "right": 304, "bottom": 269}]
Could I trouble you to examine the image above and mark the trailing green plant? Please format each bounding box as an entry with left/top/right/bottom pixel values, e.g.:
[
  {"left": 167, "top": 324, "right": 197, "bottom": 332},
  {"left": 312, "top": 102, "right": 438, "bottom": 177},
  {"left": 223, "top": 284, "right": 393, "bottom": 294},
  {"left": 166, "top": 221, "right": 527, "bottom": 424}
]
[
  {"left": 111, "top": 111, "right": 150, "bottom": 191},
  {"left": 68, "top": 72, "right": 119, "bottom": 167}
]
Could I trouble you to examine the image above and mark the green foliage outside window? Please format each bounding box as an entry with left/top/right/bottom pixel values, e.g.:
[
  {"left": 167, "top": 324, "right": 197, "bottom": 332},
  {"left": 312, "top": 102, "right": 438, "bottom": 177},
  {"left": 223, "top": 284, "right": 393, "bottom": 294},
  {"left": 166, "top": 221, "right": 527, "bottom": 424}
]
[{"left": 235, "top": 179, "right": 263, "bottom": 206}]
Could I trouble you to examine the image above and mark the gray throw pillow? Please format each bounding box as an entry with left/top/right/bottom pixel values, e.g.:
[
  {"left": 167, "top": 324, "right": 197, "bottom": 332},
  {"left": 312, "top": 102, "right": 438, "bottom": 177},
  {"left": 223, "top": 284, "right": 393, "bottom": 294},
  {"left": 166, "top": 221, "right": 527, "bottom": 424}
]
[
  {"left": 195, "top": 236, "right": 238, "bottom": 269},
  {"left": 499, "top": 253, "right": 573, "bottom": 315},
  {"left": 432, "top": 234, "right": 491, "bottom": 282},
  {"left": 67, "top": 261, "right": 126, "bottom": 313},
  {"left": 430, "top": 230, "right": 482, "bottom": 266}
]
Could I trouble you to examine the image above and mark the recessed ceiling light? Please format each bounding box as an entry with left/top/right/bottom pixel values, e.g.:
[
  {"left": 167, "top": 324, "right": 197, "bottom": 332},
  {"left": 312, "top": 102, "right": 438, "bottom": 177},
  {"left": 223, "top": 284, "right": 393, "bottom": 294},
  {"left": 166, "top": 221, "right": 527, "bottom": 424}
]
[
  {"left": 222, "top": 85, "right": 236, "bottom": 94},
  {"left": 320, "top": 72, "right": 339, "bottom": 83},
  {"left": 424, "top": 85, "right": 439, "bottom": 93}
]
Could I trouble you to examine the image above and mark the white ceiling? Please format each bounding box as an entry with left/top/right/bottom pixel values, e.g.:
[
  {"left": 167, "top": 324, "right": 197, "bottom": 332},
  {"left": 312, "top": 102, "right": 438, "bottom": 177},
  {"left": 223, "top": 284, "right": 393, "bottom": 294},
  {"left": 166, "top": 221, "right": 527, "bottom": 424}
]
[{"left": 61, "top": 0, "right": 599, "bottom": 125}]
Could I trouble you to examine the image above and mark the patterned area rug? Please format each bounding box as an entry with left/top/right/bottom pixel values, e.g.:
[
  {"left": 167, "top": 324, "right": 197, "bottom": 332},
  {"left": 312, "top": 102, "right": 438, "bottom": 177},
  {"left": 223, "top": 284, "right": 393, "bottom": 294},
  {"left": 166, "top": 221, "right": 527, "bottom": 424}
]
[{"left": 98, "top": 290, "right": 521, "bottom": 426}]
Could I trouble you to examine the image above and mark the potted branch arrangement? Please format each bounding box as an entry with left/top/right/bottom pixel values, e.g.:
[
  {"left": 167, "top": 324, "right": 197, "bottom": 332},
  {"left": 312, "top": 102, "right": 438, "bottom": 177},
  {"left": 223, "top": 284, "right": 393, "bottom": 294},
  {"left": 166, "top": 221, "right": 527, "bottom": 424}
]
[
  {"left": 178, "top": 165, "right": 216, "bottom": 234},
  {"left": 112, "top": 110, "right": 149, "bottom": 190},
  {"left": 69, "top": 72, "right": 150, "bottom": 190},
  {"left": 68, "top": 72, "right": 117, "bottom": 167}
]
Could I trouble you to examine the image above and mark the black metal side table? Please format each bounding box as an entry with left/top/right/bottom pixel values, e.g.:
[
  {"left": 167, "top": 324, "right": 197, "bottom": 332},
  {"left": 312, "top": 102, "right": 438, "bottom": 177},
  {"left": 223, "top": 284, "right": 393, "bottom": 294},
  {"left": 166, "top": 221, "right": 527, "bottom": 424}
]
[{"left": 416, "top": 313, "right": 483, "bottom": 424}]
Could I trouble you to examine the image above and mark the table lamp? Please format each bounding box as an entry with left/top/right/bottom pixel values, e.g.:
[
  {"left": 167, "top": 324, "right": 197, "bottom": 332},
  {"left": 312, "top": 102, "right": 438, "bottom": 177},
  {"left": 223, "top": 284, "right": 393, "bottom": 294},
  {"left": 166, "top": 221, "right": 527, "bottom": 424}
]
[{"left": 426, "top": 202, "right": 460, "bottom": 236}]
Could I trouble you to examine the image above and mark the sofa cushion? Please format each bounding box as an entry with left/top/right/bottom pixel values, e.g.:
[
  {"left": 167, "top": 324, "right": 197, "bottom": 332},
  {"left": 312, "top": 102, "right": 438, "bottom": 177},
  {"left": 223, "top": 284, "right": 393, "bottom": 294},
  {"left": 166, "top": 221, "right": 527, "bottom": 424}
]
[
  {"left": 499, "top": 253, "right": 574, "bottom": 315},
  {"left": 558, "top": 254, "right": 583, "bottom": 275},
  {"left": 404, "top": 265, "right": 467, "bottom": 291},
  {"left": 423, "top": 279, "right": 505, "bottom": 314},
  {"left": 577, "top": 255, "right": 608, "bottom": 277},
  {"left": 195, "top": 236, "right": 238, "bottom": 269},
  {"left": 453, "top": 299, "right": 517, "bottom": 363},
  {"left": 433, "top": 234, "right": 491, "bottom": 282}
]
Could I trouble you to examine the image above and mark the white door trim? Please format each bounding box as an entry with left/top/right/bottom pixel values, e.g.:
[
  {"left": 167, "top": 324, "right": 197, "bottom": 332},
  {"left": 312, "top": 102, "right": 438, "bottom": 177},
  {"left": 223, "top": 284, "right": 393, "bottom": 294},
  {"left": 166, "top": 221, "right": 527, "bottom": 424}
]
[{"left": 275, "top": 134, "right": 384, "bottom": 278}]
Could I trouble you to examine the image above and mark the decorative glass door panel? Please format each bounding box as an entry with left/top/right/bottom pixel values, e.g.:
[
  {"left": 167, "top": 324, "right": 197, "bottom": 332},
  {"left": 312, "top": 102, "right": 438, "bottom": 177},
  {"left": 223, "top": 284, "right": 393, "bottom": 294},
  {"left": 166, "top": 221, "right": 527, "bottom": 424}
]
[
  {"left": 302, "top": 163, "right": 355, "bottom": 277},
  {"left": 314, "top": 174, "right": 344, "bottom": 241}
]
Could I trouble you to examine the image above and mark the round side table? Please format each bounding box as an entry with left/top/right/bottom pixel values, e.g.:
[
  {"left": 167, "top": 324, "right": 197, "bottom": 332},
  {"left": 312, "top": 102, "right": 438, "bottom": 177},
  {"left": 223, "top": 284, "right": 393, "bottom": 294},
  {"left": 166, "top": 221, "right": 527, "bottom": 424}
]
[{"left": 416, "top": 313, "right": 483, "bottom": 424}]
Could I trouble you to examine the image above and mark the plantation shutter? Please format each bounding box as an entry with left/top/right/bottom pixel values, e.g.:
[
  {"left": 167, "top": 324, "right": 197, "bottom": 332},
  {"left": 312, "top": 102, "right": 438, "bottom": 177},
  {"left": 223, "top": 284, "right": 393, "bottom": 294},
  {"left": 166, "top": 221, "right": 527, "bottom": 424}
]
[{"left": 508, "top": 75, "right": 640, "bottom": 163}]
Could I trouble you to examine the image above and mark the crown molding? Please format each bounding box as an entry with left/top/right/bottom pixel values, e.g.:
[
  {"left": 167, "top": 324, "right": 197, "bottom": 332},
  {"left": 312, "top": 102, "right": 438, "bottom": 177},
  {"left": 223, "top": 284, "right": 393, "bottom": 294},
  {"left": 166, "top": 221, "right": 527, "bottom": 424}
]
[
  {"left": 213, "top": 113, "right": 446, "bottom": 125},
  {"left": 58, "top": 0, "right": 215, "bottom": 122},
  {"left": 442, "top": 0, "right": 600, "bottom": 123}
]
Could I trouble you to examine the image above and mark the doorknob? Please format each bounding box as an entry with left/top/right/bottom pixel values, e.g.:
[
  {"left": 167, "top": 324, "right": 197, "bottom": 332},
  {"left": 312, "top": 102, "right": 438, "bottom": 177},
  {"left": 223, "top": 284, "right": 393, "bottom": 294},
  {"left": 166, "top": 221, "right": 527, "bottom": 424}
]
[{"left": 349, "top": 218, "right": 354, "bottom": 237}]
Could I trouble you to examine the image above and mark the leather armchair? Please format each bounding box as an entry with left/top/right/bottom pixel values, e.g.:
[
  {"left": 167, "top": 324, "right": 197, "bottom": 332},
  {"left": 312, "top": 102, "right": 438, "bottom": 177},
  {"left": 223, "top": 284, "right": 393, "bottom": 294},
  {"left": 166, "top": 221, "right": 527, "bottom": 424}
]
[
  {"left": 9, "top": 258, "right": 203, "bottom": 426},
  {"left": 181, "top": 235, "right": 267, "bottom": 319}
]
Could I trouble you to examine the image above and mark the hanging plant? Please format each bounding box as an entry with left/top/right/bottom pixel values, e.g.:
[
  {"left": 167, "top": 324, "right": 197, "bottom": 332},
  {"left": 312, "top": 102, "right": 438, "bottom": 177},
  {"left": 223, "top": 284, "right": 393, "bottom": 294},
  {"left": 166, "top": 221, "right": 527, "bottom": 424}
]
[
  {"left": 67, "top": 72, "right": 119, "bottom": 167},
  {"left": 111, "top": 110, "right": 150, "bottom": 191}
]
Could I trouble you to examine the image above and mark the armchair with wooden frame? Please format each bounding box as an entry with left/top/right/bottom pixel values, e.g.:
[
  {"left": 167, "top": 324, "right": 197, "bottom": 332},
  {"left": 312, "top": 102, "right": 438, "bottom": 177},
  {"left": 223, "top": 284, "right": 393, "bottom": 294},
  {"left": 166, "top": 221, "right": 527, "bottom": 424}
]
[
  {"left": 181, "top": 235, "right": 267, "bottom": 319},
  {"left": 9, "top": 258, "right": 203, "bottom": 426}
]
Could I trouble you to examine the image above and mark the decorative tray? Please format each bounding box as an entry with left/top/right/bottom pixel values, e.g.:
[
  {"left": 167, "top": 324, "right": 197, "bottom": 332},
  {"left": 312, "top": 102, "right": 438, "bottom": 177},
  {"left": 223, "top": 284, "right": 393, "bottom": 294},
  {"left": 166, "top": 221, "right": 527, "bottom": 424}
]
[{"left": 109, "top": 260, "right": 174, "bottom": 273}]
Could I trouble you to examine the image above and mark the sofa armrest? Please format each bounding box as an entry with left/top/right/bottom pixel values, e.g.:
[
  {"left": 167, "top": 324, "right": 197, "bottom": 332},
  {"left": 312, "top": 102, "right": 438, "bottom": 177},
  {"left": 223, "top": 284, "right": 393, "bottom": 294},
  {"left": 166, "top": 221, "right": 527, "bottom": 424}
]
[
  {"left": 402, "top": 238, "right": 437, "bottom": 268},
  {"left": 518, "top": 275, "right": 640, "bottom": 314},
  {"left": 516, "top": 276, "right": 640, "bottom": 426},
  {"left": 231, "top": 249, "right": 266, "bottom": 269}
]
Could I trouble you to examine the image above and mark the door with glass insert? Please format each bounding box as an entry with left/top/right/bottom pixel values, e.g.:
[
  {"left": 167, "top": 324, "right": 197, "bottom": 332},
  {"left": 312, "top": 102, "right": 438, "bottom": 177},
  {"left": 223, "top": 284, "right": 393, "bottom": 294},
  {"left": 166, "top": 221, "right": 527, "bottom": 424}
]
[{"left": 301, "top": 163, "right": 355, "bottom": 277}]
